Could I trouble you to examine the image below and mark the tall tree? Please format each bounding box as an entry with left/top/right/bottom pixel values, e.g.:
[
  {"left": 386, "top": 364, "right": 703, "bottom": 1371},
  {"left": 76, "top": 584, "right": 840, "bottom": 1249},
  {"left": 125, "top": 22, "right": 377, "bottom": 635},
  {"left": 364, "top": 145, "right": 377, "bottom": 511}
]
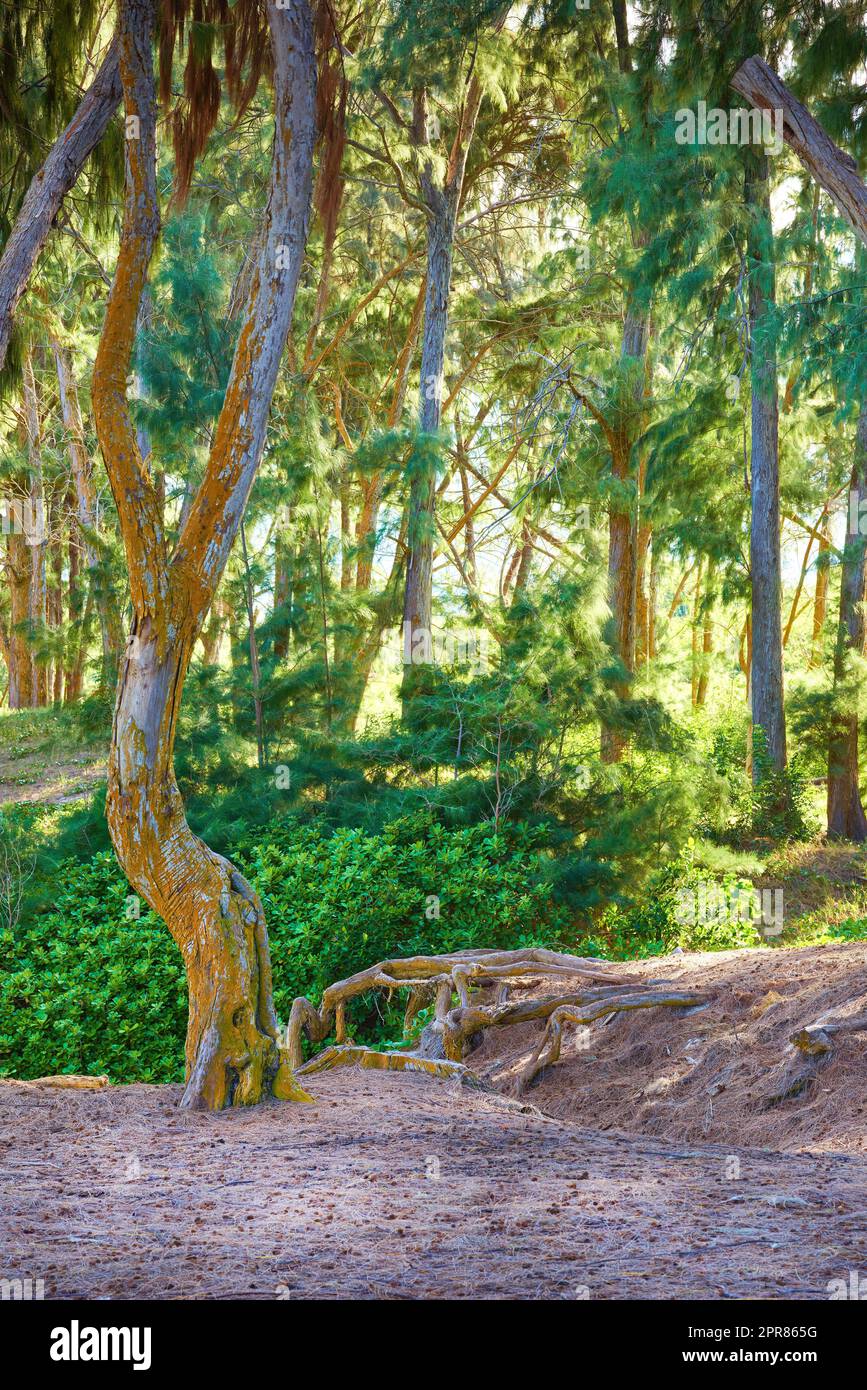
[{"left": 92, "top": 0, "right": 317, "bottom": 1110}]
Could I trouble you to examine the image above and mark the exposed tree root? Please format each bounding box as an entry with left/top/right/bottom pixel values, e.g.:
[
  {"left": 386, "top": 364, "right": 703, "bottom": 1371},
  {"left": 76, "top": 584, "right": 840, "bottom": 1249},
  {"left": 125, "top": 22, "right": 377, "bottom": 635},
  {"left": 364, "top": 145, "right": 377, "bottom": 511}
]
[
  {"left": 285, "top": 948, "right": 631, "bottom": 1068},
  {"left": 296, "top": 1044, "right": 470, "bottom": 1080},
  {"left": 0, "top": 1074, "right": 109, "bottom": 1090},
  {"left": 287, "top": 949, "right": 707, "bottom": 1093},
  {"left": 763, "top": 1000, "right": 867, "bottom": 1109},
  {"left": 516, "top": 992, "right": 708, "bottom": 1093}
]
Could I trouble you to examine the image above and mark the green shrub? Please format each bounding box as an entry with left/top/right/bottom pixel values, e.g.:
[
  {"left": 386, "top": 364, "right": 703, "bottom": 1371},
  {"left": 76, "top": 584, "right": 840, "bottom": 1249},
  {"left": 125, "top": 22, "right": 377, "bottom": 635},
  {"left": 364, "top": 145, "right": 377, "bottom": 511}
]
[
  {"left": 0, "top": 814, "right": 569, "bottom": 1080},
  {"left": 597, "top": 839, "right": 764, "bottom": 958},
  {"left": 0, "top": 852, "right": 187, "bottom": 1083},
  {"left": 238, "top": 813, "right": 568, "bottom": 1044}
]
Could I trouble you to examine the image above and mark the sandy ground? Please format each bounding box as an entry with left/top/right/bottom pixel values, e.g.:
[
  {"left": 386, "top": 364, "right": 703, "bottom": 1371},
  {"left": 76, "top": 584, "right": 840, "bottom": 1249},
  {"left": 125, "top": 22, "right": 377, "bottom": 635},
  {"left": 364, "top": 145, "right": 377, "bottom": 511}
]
[{"left": 1, "top": 1069, "right": 866, "bottom": 1300}]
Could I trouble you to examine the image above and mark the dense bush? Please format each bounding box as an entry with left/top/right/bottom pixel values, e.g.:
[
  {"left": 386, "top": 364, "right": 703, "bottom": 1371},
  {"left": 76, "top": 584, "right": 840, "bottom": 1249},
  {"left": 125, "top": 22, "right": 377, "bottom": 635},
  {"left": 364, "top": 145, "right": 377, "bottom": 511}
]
[
  {"left": 595, "top": 840, "right": 764, "bottom": 959},
  {"left": 0, "top": 814, "right": 568, "bottom": 1081},
  {"left": 239, "top": 813, "right": 567, "bottom": 1040},
  {"left": 0, "top": 852, "right": 187, "bottom": 1083}
]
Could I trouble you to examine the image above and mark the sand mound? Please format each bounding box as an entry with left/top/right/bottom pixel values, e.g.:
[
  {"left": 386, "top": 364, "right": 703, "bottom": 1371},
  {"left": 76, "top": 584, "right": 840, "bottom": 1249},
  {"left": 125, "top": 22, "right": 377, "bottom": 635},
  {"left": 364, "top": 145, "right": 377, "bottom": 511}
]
[{"left": 470, "top": 941, "right": 867, "bottom": 1154}]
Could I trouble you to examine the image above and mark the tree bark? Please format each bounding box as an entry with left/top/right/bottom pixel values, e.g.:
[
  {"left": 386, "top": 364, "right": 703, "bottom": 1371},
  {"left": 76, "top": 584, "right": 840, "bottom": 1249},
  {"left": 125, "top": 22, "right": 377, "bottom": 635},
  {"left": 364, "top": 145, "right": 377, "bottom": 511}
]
[
  {"left": 601, "top": 303, "right": 650, "bottom": 761},
  {"left": 731, "top": 57, "right": 867, "bottom": 247},
  {"left": 0, "top": 39, "right": 121, "bottom": 373},
  {"left": 402, "top": 77, "right": 482, "bottom": 692},
  {"left": 52, "top": 339, "right": 123, "bottom": 683},
  {"left": 745, "top": 149, "right": 787, "bottom": 775},
  {"left": 828, "top": 407, "right": 867, "bottom": 840},
  {"left": 4, "top": 527, "right": 32, "bottom": 707},
  {"left": 810, "top": 522, "right": 830, "bottom": 668},
  {"left": 91, "top": 0, "right": 316, "bottom": 1110},
  {"left": 22, "top": 354, "right": 48, "bottom": 706}
]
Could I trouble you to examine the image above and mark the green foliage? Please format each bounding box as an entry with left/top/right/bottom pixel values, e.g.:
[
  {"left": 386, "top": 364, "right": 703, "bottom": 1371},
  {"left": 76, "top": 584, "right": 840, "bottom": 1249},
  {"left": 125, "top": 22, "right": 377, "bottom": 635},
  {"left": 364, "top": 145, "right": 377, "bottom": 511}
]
[
  {"left": 0, "top": 852, "right": 187, "bottom": 1083},
  {"left": 596, "top": 839, "right": 763, "bottom": 959},
  {"left": 236, "top": 812, "right": 567, "bottom": 1043},
  {"left": 0, "top": 814, "right": 567, "bottom": 1080}
]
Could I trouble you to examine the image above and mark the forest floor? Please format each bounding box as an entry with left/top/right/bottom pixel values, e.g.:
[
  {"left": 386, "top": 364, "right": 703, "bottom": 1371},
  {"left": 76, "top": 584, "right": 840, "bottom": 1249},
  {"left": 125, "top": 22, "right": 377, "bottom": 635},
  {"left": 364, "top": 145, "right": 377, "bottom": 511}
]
[
  {"left": 2, "top": 941, "right": 866, "bottom": 1301},
  {"left": 0, "top": 710, "right": 105, "bottom": 805},
  {"left": 1, "top": 1069, "right": 865, "bottom": 1300}
]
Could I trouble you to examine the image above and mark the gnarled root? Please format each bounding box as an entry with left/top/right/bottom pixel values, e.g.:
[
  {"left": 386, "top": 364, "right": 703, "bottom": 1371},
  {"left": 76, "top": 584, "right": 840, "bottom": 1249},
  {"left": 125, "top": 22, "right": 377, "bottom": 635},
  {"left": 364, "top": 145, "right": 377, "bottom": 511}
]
[
  {"left": 285, "top": 949, "right": 706, "bottom": 1095},
  {"left": 515, "top": 991, "right": 708, "bottom": 1093},
  {"left": 1, "top": 1074, "right": 109, "bottom": 1090},
  {"left": 296, "top": 1043, "right": 470, "bottom": 1080},
  {"left": 285, "top": 948, "right": 630, "bottom": 1069}
]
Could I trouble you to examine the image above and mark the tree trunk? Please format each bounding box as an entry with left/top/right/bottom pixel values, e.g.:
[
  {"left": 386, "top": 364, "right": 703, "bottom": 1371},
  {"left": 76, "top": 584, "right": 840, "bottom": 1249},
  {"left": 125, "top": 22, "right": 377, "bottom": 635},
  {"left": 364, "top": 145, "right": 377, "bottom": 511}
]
[
  {"left": 4, "top": 528, "right": 32, "bottom": 708},
  {"left": 64, "top": 532, "right": 83, "bottom": 702},
  {"left": 22, "top": 354, "right": 48, "bottom": 706},
  {"left": 0, "top": 39, "right": 121, "bottom": 373},
  {"left": 810, "top": 518, "right": 831, "bottom": 668},
  {"left": 601, "top": 304, "right": 650, "bottom": 761},
  {"left": 91, "top": 0, "right": 316, "bottom": 1110},
  {"left": 731, "top": 57, "right": 867, "bottom": 247},
  {"left": 696, "top": 560, "right": 715, "bottom": 708},
  {"left": 746, "top": 149, "right": 787, "bottom": 775},
  {"left": 402, "top": 78, "right": 482, "bottom": 696},
  {"left": 53, "top": 340, "right": 123, "bottom": 684},
  {"left": 402, "top": 196, "right": 455, "bottom": 679},
  {"left": 828, "top": 407, "right": 867, "bottom": 840}
]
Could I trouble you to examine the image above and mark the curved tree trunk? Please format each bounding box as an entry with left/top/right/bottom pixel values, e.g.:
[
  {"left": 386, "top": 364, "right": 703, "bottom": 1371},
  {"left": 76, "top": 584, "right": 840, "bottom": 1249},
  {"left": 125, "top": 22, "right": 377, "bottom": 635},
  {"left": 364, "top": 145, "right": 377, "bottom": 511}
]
[{"left": 91, "top": 0, "right": 316, "bottom": 1109}]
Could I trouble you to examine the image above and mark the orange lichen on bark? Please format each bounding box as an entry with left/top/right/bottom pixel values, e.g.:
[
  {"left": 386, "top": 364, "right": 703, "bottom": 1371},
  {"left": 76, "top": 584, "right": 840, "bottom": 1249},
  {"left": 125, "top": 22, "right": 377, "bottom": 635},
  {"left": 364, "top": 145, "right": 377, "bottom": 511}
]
[{"left": 91, "top": 0, "right": 317, "bottom": 1111}]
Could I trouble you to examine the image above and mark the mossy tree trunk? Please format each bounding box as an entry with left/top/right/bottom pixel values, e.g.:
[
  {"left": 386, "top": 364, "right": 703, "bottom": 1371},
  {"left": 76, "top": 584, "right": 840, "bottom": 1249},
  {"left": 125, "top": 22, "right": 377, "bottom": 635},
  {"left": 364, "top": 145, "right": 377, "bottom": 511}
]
[{"left": 91, "top": 0, "right": 316, "bottom": 1109}]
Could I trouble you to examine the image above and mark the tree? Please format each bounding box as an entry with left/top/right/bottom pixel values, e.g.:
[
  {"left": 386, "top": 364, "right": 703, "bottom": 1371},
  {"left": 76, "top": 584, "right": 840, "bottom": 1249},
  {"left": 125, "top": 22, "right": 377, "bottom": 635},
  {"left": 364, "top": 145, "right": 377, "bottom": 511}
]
[
  {"left": 0, "top": 38, "right": 121, "bottom": 375},
  {"left": 731, "top": 54, "right": 867, "bottom": 837},
  {"left": 91, "top": 0, "right": 317, "bottom": 1109}
]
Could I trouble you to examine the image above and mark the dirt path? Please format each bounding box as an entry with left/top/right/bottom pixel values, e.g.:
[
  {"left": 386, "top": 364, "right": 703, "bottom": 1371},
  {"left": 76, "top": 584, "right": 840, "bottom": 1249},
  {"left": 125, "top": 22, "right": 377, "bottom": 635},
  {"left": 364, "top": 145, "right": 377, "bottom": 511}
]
[{"left": 1, "top": 1071, "right": 865, "bottom": 1300}]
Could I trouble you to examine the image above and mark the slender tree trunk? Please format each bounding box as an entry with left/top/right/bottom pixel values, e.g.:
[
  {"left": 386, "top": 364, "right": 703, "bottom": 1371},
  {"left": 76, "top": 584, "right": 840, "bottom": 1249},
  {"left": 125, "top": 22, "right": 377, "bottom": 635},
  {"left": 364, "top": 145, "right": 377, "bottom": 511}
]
[
  {"left": 690, "top": 558, "right": 704, "bottom": 706},
  {"left": 64, "top": 533, "right": 83, "bottom": 702},
  {"left": 4, "top": 528, "right": 32, "bottom": 707},
  {"left": 53, "top": 339, "right": 123, "bottom": 683},
  {"left": 22, "top": 354, "right": 47, "bottom": 706},
  {"left": 635, "top": 520, "right": 652, "bottom": 666},
  {"left": 696, "top": 561, "right": 715, "bottom": 708},
  {"left": 50, "top": 523, "right": 64, "bottom": 703},
  {"left": 240, "top": 523, "right": 266, "bottom": 770},
  {"left": 402, "top": 78, "right": 482, "bottom": 696},
  {"left": 601, "top": 304, "right": 650, "bottom": 761},
  {"left": 648, "top": 540, "right": 658, "bottom": 659},
  {"left": 746, "top": 150, "right": 787, "bottom": 776},
  {"left": 92, "top": 0, "right": 316, "bottom": 1110},
  {"left": 0, "top": 40, "right": 121, "bottom": 373},
  {"left": 273, "top": 532, "right": 292, "bottom": 661},
  {"left": 828, "top": 407, "right": 867, "bottom": 840},
  {"left": 810, "top": 522, "right": 830, "bottom": 667},
  {"left": 402, "top": 195, "right": 455, "bottom": 676}
]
